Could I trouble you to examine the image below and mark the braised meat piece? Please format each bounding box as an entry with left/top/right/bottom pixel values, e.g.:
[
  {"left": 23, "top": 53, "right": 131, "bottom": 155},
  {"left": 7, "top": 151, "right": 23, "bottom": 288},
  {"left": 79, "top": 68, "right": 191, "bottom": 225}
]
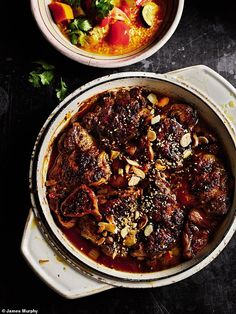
[
  {"left": 182, "top": 221, "right": 209, "bottom": 259},
  {"left": 48, "top": 123, "right": 111, "bottom": 189},
  {"left": 167, "top": 103, "right": 197, "bottom": 130},
  {"left": 141, "top": 172, "right": 184, "bottom": 258},
  {"left": 77, "top": 215, "right": 101, "bottom": 244},
  {"left": 153, "top": 118, "right": 186, "bottom": 166},
  {"left": 190, "top": 153, "right": 231, "bottom": 215},
  {"left": 82, "top": 88, "right": 150, "bottom": 150},
  {"left": 61, "top": 185, "right": 101, "bottom": 219},
  {"left": 61, "top": 122, "right": 97, "bottom": 154}
]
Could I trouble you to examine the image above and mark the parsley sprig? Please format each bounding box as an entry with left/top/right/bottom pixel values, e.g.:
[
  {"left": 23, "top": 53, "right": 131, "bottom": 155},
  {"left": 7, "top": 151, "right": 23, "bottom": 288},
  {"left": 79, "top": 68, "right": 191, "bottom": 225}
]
[
  {"left": 28, "top": 61, "right": 55, "bottom": 88},
  {"left": 56, "top": 78, "right": 68, "bottom": 101},
  {"left": 94, "top": 0, "right": 114, "bottom": 19},
  {"left": 28, "top": 61, "right": 68, "bottom": 101}
]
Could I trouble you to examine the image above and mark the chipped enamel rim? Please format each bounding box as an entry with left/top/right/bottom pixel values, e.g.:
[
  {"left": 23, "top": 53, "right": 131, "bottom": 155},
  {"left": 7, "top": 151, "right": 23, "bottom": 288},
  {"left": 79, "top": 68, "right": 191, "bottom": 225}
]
[
  {"left": 30, "top": 0, "right": 184, "bottom": 68},
  {"left": 30, "top": 72, "right": 236, "bottom": 287}
]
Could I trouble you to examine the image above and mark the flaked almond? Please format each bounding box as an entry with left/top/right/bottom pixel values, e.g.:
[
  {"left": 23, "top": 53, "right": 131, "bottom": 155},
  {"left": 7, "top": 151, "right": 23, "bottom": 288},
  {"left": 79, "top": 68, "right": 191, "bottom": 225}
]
[
  {"left": 98, "top": 221, "right": 116, "bottom": 234},
  {"left": 128, "top": 175, "right": 141, "bottom": 186},
  {"left": 118, "top": 168, "right": 124, "bottom": 176},
  {"left": 144, "top": 224, "right": 153, "bottom": 237},
  {"left": 183, "top": 149, "right": 192, "bottom": 159},
  {"left": 151, "top": 115, "right": 161, "bottom": 125},
  {"left": 180, "top": 133, "right": 192, "bottom": 147},
  {"left": 155, "top": 160, "right": 166, "bottom": 171},
  {"left": 120, "top": 226, "right": 129, "bottom": 238},
  {"left": 124, "top": 230, "right": 137, "bottom": 247},
  {"left": 110, "top": 150, "right": 120, "bottom": 160},
  {"left": 147, "top": 129, "right": 157, "bottom": 142},
  {"left": 125, "top": 164, "right": 131, "bottom": 174},
  {"left": 135, "top": 211, "right": 140, "bottom": 220},
  {"left": 158, "top": 97, "right": 169, "bottom": 107},
  {"left": 192, "top": 133, "right": 199, "bottom": 148},
  {"left": 198, "top": 136, "right": 209, "bottom": 144},
  {"left": 132, "top": 166, "right": 145, "bottom": 179},
  {"left": 126, "top": 158, "right": 140, "bottom": 167},
  {"left": 132, "top": 223, "right": 137, "bottom": 228},
  {"left": 147, "top": 93, "right": 158, "bottom": 105}
]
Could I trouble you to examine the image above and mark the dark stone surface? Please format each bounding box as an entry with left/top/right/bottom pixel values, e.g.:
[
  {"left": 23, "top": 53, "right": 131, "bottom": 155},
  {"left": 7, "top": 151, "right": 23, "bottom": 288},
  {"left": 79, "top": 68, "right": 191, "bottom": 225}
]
[{"left": 0, "top": 0, "right": 236, "bottom": 313}]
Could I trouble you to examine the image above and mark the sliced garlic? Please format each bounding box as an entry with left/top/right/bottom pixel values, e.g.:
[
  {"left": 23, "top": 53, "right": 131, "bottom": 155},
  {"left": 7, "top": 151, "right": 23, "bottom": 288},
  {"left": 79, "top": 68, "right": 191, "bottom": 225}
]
[
  {"left": 183, "top": 149, "right": 192, "bottom": 159},
  {"left": 128, "top": 175, "right": 141, "bottom": 186},
  {"left": 147, "top": 93, "right": 158, "bottom": 105},
  {"left": 120, "top": 226, "right": 129, "bottom": 238},
  {"left": 132, "top": 166, "right": 145, "bottom": 179},
  {"left": 135, "top": 211, "right": 140, "bottom": 220},
  {"left": 151, "top": 115, "right": 161, "bottom": 125},
  {"left": 126, "top": 158, "right": 140, "bottom": 167},
  {"left": 144, "top": 224, "right": 153, "bottom": 237},
  {"left": 180, "top": 133, "right": 192, "bottom": 147}
]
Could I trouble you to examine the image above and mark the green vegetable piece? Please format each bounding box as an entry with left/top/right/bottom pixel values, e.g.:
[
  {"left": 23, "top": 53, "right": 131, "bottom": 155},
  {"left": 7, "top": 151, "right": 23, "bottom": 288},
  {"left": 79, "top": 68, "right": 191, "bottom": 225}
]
[
  {"left": 28, "top": 70, "right": 41, "bottom": 88},
  {"left": 141, "top": 2, "right": 159, "bottom": 28},
  {"left": 56, "top": 78, "right": 68, "bottom": 101},
  {"left": 78, "top": 19, "right": 92, "bottom": 32},
  {"left": 70, "top": 33, "right": 78, "bottom": 44},
  {"left": 68, "top": 19, "right": 80, "bottom": 30},
  {"left": 39, "top": 71, "right": 54, "bottom": 85},
  {"left": 95, "top": 0, "right": 114, "bottom": 19},
  {"left": 69, "top": 18, "right": 92, "bottom": 32},
  {"left": 77, "top": 31, "right": 88, "bottom": 46},
  {"left": 28, "top": 70, "right": 54, "bottom": 87}
]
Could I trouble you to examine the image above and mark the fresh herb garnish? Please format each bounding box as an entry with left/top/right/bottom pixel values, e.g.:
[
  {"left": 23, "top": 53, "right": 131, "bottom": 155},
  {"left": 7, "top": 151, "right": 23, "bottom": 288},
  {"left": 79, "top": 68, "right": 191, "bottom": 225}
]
[
  {"left": 68, "top": 18, "right": 92, "bottom": 32},
  {"left": 94, "top": 0, "right": 114, "bottom": 19},
  {"left": 28, "top": 61, "right": 68, "bottom": 101},
  {"left": 28, "top": 61, "right": 55, "bottom": 87},
  {"left": 68, "top": 18, "right": 91, "bottom": 46},
  {"left": 56, "top": 78, "right": 68, "bottom": 101}
]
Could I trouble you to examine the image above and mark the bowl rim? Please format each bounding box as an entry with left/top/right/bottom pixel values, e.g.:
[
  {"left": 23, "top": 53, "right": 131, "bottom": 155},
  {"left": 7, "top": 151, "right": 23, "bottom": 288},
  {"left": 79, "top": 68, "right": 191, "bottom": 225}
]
[
  {"left": 30, "top": 0, "right": 185, "bottom": 68},
  {"left": 29, "top": 71, "right": 236, "bottom": 287}
]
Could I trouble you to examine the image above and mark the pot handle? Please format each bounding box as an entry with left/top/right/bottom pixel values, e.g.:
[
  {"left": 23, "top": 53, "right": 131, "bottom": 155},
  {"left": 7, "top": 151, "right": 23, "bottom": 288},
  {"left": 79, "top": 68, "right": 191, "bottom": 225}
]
[{"left": 21, "top": 209, "right": 113, "bottom": 299}]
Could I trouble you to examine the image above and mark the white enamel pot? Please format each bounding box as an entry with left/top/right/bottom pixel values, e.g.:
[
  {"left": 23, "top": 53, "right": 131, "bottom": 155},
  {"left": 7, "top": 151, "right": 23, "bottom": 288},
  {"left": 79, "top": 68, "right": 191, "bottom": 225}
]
[{"left": 29, "top": 72, "right": 236, "bottom": 288}]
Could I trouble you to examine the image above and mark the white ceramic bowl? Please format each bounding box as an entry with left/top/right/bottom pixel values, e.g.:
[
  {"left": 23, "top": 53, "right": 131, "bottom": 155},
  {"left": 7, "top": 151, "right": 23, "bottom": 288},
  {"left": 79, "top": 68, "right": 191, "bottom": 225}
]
[
  {"left": 31, "top": 0, "right": 184, "bottom": 68},
  {"left": 30, "top": 72, "right": 236, "bottom": 288}
]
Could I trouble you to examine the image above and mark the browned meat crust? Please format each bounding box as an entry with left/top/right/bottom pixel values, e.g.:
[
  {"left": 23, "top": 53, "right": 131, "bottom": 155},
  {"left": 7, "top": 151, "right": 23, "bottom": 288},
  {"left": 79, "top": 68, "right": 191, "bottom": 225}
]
[{"left": 190, "top": 153, "right": 231, "bottom": 215}]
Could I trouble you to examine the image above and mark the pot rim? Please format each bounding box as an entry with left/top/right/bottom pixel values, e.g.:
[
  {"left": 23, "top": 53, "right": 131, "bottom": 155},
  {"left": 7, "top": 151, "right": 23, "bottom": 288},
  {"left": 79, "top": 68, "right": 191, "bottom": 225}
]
[{"left": 29, "top": 71, "right": 236, "bottom": 287}]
